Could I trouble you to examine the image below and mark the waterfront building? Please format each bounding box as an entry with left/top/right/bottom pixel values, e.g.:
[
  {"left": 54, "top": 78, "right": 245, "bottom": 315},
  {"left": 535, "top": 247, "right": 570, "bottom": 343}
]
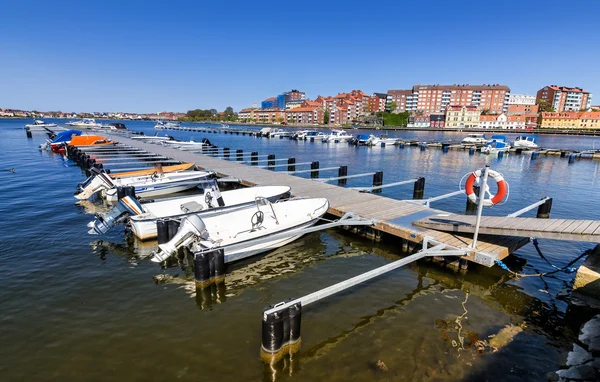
[
  {"left": 506, "top": 94, "right": 536, "bottom": 106},
  {"left": 445, "top": 105, "right": 481, "bottom": 128},
  {"left": 429, "top": 114, "right": 445, "bottom": 128},
  {"left": 578, "top": 112, "right": 600, "bottom": 129},
  {"left": 370, "top": 93, "right": 387, "bottom": 112},
  {"left": 238, "top": 108, "right": 256, "bottom": 121},
  {"left": 507, "top": 104, "right": 539, "bottom": 115},
  {"left": 284, "top": 106, "right": 324, "bottom": 125},
  {"left": 536, "top": 85, "right": 592, "bottom": 112},
  {"left": 478, "top": 113, "right": 507, "bottom": 129},
  {"left": 387, "top": 84, "right": 510, "bottom": 114},
  {"left": 407, "top": 115, "right": 430, "bottom": 128},
  {"left": 261, "top": 97, "right": 277, "bottom": 109},
  {"left": 539, "top": 112, "right": 579, "bottom": 129}
]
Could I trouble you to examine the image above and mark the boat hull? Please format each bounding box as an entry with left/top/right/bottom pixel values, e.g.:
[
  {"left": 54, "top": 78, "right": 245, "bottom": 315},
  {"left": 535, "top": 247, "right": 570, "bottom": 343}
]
[{"left": 109, "top": 163, "right": 195, "bottom": 178}]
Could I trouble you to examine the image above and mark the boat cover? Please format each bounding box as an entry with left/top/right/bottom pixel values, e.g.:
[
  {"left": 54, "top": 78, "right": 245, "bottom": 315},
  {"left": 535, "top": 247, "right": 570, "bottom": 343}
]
[{"left": 52, "top": 130, "right": 82, "bottom": 143}]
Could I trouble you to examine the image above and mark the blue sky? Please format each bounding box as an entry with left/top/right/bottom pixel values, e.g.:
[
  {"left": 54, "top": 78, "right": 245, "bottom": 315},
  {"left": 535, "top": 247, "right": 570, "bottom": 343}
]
[{"left": 1, "top": 0, "right": 598, "bottom": 113}]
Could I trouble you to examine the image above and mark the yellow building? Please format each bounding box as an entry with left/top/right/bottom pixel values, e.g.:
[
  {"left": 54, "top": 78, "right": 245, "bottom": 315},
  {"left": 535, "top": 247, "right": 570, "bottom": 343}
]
[
  {"left": 539, "top": 112, "right": 579, "bottom": 129},
  {"left": 445, "top": 105, "right": 481, "bottom": 128},
  {"left": 578, "top": 112, "right": 600, "bottom": 129}
]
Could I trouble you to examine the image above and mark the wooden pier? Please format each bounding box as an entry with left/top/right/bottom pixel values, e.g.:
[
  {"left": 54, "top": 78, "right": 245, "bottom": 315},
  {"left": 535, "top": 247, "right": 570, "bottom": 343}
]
[{"left": 100, "top": 134, "right": 541, "bottom": 267}]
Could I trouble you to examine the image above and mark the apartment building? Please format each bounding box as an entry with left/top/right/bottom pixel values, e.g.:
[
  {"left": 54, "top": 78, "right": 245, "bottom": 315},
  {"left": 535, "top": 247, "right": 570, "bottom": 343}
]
[
  {"left": 506, "top": 94, "right": 536, "bottom": 105},
  {"left": 536, "top": 86, "right": 591, "bottom": 112},
  {"left": 506, "top": 104, "right": 539, "bottom": 115},
  {"left": 284, "top": 106, "right": 324, "bottom": 125},
  {"left": 370, "top": 93, "right": 387, "bottom": 112},
  {"left": 445, "top": 105, "right": 481, "bottom": 128},
  {"left": 386, "top": 89, "right": 411, "bottom": 112},
  {"left": 539, "top": 111, "right": 600, "bottom": 129}
]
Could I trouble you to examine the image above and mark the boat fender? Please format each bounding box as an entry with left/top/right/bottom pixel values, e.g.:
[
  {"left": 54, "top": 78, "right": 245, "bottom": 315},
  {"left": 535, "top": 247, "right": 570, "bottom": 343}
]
[{"left": 465, "top": 168, "right": 507, "bottom": 206}]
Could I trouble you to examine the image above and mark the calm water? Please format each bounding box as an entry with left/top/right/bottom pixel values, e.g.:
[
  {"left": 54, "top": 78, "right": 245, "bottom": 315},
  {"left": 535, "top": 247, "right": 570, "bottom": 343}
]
[{"left": 2, "top": 119, "right": 599, "bottom": 381}]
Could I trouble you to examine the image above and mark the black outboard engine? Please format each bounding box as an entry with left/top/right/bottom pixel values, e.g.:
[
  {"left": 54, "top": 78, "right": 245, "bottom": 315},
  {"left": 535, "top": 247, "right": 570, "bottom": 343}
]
[
  {"left": 88, "top": 195, "right": 144, "bottom": 235},
  {"left": 201, "top": 137, "right": 212, "bottom": 146}
]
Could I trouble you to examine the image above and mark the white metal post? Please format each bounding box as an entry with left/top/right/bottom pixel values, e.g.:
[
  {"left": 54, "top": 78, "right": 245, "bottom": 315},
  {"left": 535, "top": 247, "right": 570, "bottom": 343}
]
[{"left": 471, "top": 165, "right": 489, "bottom": 249}]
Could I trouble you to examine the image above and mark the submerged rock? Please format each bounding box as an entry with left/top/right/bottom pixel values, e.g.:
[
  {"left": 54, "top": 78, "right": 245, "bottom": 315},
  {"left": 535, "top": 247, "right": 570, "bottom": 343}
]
[
  {"left": 488, "top": 324, "right": 524, "bottom": 350},
  {"left": 566, "top": 344, "right": 593, "bottom": 366},
  {"left": 376, "top": 360, "right": 388, "bottom": 372},
  {"left": 555, "top": 364, "right": 597, "bottom": 380}
]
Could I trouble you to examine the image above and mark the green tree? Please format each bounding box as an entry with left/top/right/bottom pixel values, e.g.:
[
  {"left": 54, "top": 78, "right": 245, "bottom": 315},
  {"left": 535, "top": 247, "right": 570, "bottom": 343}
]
[
  {"left": 538, "top": 99, "right": 555, "bottom": 113},
  {"left": 387, "top": 102, "right": 397, "bottom": 112},
  {"left": 323, "top": 110, "right": 330, "bottom": 124}
]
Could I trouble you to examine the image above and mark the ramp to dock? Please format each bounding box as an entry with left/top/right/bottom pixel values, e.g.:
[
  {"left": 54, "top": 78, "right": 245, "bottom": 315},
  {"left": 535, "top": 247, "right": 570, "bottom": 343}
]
[{"left": 413, "top": 213, "right": 600, "bottom": 243}]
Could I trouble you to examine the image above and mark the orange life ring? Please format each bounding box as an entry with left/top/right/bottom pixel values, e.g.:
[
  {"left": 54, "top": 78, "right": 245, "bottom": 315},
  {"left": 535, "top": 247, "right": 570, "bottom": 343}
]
[{"left": 465, "top": 169, "right": 507, "bottom": 206}]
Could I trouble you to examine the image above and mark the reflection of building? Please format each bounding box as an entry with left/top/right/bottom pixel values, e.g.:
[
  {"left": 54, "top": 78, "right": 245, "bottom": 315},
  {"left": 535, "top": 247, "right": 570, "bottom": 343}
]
[
  {"left": 445, "top": 105, "right": 480, "bottom": 128},
  {"left": 536, "top": 85, "right": 591, "bottom": 112}
]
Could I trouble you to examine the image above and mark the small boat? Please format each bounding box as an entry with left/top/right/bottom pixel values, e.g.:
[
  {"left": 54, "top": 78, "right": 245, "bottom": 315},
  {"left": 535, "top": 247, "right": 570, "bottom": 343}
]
[
  {"left": 322, "top": 129, "right": 353, "bottom": 143},
  {"left": 268, "top": 128, "right": 293, "bottom": 139},
  {"left": 461, "top": 133, "right": 487, "bottom": 145},
  {"left": 303, "top": 131, "right": 326, "bottom": 141},
  {"left": 25, "top": 120, "right": 57, "bottom": 128},
  {"left": 482, "top": 135, "right": 510, "bottom": 155},
  {"left": 365, "top": 134, "right": 398, "bottom": 146},
  {"left": 221, "top": 124, "right": 230, "bottom": 129},
  {"left": 109, "top": 163, "right": 196, "bottom": 178},
  {"left": 67, "top": 118, "right": 103, "bottom": 128},
  {"left": 89, "top": 184, "right": 292, "bottom": 238},
  {"left": 101, "top": 122, "right": 127, "bottom": 130},
  {"left": 42, "top": 129, "right": 82, "bottom": 152},
  {"left": 353, "top": 134, "right": 371, "bottom": 146},
  {"left": 131, "top": 133, "right": 176, "bottom": 143},
  {"left": 513, "top": 135, "right": 539, "bottom": 149},
  {"left": 161, "top": 139, "right": 209, "bottom": 150},
  {"left": 291, "top": 130, "right": 313, "bottom": 140},
  {"left": 150, "top": 197, "right": 330, "bottom": 263},
  {"left": 68, "top": 135, "right": 115, "bottom": 147},
  {"left": 74, "top": 169, "right": 214, "bottom": 201},
  {"left": 155, "top": 121, "right": 180, "bottom": 129}
]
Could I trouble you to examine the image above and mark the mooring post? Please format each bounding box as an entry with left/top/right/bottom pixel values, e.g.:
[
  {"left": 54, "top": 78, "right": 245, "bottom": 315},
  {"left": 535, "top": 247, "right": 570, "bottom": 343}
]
[
  {"left": 26, "top": 128, "right": 32, "bottom": 138},
  {"left": 156, "top": 219, "right": 169, "bottom": 245},
  {"left": 531, "top": 151, "right": 539, "bottom": 160},
  {"left": 413, "top": 177, "right": 425, "bottom": 199},
  {"left": 236, "top": 149, "right": 243, "bottom": 161},
  {"left": 469, "top": 147, "right": 475, "bottom": 155},
  {"left": 536, "top": 197, "right": 553, "bottom": 218},
  {"left": 260, "top": 301, "right": 302, "bottom": 363},
  {"left": 497, "top": 150, "right": 504, "bottom": 158},
  {"left": 420, "top": 144, "right": 426, "bottom": 151},
  {"left": 465, "top": 185, "right": 479, "bottom": 215},
  {"left": 399, "top": 143, "right": 405, "bottom": 149},
  {"left": 372, "top": 171, "right": 383, "bottom": 193},
  {"left": 251, "top": 152, "right": 258, "bottom": 165},
  {"left": 471, "top": 165, "right": 490, "bottom": 249},
  {"left": 268, "top": 154, "right": 276, "bottom": 168},
  {"left": 338, "top": 165, "right": 348, "bottom": 185},
  {"left": 310, "top": 161, "right": 319, "bottom": 178},
  {"left": 568, "top": 153, "right": 576, "bottom": 164},
  {"left": 442, "top": 145, "right": 449, "bottom": 153},
  {"left": 287, "top": 158, "right": 296, "bottom": 172},
  {"left": 223, "top": 147, "right": 230, "bottom": 158}
]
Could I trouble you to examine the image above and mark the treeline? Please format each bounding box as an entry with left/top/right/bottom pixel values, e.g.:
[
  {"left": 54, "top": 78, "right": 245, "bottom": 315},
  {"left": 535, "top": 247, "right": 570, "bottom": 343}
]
[
  {"left": 375, "top": 111, "right": 409, "bottom": 127},
  {"left": 180, "top": 106, "right": 237, "bottom": 122}
]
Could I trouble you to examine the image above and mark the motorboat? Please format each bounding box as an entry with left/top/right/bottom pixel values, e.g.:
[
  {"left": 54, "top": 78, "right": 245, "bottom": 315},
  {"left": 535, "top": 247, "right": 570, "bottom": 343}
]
[
  {"left": 268, "top": 128, "right": 293, "bottom": 139},
  {"left": 161, "top": 139, "right": 210, "bottom": 150},
  {"left": 221, "top": 124, "right": 230, "bottom": 129},
  {"left": 89, "top": 184, "right": 292, "bottom": 238},
  {"left": 25, "top": 120, "right": 57, "bottom": 128},
  {"left": 155, "top": 121, "right": 180, "bottom": 129},
  {"left": 482, "top": 135, "right": 510, "bottom": 155},
  {"left": 461, "top": 133, "right": 487, "bottom": 145},
  {"left": 130, "top": 134, "right": 176, "bottom": 143},
  {"left": 365, "top": 134, "right": 398, "bottom": 146},
  {"left": 74, "top": 169, "right": 214, "bottom": 201},
  {"left": 322, "top": 129, "right": 353, "bottom": 143},
  {"left": 40, "top": 129, "right": 82, "bottom": 152},
  {"left": 353, "top": 134, "right": 371, "bottom": 146},
  {"left": 513, "top": 135, "right": 539, "bottom": 149},
  {"left": 303, "top": 131, "right": 326, "bottom": 141},
  {"left": 291, "top": 130, "right": 313, "bottom": 140},
  {"left": 67, "top": 118, "right": 103, "bottom": 128},
  {"left": 150, "top": 197, "right": 330, "bottom": 263},
  {"left": 101, "top": 122, "right": 127, "bottom": 130},
  {"left": 68, "top": 135, "right": 115, "bottom": 147},
  {"left": 108, "top": 163, "right": 195, "bottom": 178}
]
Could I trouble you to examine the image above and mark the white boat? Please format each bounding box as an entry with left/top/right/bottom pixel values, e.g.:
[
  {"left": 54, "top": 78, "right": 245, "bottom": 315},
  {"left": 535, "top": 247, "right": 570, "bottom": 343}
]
[
  {"left": 131, "top": 134, "right": 176, "bottom": 143},
  {"left": 90, "top": 185, "right": 292, "bottom": 239},
  {"left": 161, "top": 139, "right": 209, "bottom": 150},
  {"left": 482, "top": 135, "right": 510, "bottom": 155},
  {"left": 461, "top": 133, "right": 488, "bottom": 145},
  {"left": 291, "top": 130, "right": 313, "bottom": 140},
  {"left": 221, "top": 124, "right": 230, "bottom": 129},
  {"left": 268, "top": 128, "right": 293, "bottom": 139},
  {"left": 513, "top": 135, "right": 539, "bottom": 149},
  {"left": 366, "top": 134, "right": 398, "bottom": 146},
  {"left": 25, "top": 120, "right": 57, "bottom": 128},
  {"left": 322, "top": 129, "right": 353, "bottom": 143},
  {"left": 303, "top": 131, "right": 326, "bottom": 141},
  {"left": 74, "top": 169, "right": 214, "bottom": 201},
  {"left": 67, "top": 118, "right": 103, "bottom": 128},
  {"left": 150, "top": 197, "right": 330, "bottom": 263},
  {"left": 155, "top": 121, "right": 181, "bottom": 129}
]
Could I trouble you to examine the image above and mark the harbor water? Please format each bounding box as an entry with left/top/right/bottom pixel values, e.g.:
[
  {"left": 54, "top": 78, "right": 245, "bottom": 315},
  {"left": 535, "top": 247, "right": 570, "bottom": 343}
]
[{"left": 2, "top": 119, "right": 600, "bottom": 381}]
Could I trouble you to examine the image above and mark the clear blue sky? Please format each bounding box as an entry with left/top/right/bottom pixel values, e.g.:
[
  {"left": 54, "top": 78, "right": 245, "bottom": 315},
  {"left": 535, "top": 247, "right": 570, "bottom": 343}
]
[{"left": 1, "top": 0, "right": 598, "bottom": 113}]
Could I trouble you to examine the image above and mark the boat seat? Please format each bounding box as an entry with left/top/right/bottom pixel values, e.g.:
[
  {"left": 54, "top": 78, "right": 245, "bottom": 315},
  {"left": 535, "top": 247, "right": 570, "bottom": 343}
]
[{"left": 180, "top": 201, "right": 204, "bottom": 213}]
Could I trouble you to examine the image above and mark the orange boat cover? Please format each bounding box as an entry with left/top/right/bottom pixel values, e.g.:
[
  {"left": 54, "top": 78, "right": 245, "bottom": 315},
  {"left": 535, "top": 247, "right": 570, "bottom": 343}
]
[{"left": 68, "top": 135, "right": 114, "bottom": 146}]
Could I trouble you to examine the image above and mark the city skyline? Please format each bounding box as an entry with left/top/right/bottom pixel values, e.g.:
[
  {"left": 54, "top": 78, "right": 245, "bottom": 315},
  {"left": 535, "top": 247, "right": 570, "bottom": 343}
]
[{"left": 2, "top": 0, "right": 599, "bottom": 113}]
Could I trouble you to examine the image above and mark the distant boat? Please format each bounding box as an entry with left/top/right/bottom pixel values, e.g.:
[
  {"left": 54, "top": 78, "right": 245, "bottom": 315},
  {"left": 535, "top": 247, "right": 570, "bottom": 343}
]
[
  {"left": 101, "top": 122, "right": 127, "bottom": 130},
  {"left": 291, "top": 130, "right": 314, "bottom": 140},
  {"left": 482, "top": 135, "right": 510, "bottom": 154},
  {"left": 131, "top": 133, "right": 176, "bottom": 143},
  {"left": 268, "top": 128, "right": 293, "bottom": 139},
  {"left": 303, "top": 131, "right": 326, "bottom": 141},
  {"left": 155, "top": 121, "right": 180, "bottom": 129},
  {"left": 365, "top": 134, "right": 398, "bottom": 146},
  {"left": 513, "top": 135, "right": 539, "bottom": 149},
  {"left": 221, "top": 124, "right": 230, "bottom": 129},
  {"left": 352, "top": 125, "right": 359, "bottom": 129},
  {"left": 322, "top": 129, "right": 353, "bottom": 143},
  {"left": 67, "top": 118, "right": 102, "bottom": 128},
  {"left": 461, "top": 133, "right": 487, "bottom": 145},
  {"left": 25, "top": 119, "right": 57, "bottom": 128}
]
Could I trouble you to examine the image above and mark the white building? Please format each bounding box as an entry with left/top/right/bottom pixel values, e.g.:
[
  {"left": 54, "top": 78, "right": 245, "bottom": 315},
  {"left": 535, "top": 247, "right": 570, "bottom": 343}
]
[{"left": 506, "top": 94, "right": 536, "bottom": 105}]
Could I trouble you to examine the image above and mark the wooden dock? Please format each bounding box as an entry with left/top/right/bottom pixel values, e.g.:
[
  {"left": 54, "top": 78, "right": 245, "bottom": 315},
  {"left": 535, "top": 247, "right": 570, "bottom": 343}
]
[{"left": 91, "top": 133, "right": 600, "bottom": 267}]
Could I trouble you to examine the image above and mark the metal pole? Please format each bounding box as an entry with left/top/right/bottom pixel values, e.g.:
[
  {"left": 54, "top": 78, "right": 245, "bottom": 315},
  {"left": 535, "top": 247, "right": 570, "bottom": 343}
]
[{"left": 471, "top": 165, "right": 489, "bottom": 249}]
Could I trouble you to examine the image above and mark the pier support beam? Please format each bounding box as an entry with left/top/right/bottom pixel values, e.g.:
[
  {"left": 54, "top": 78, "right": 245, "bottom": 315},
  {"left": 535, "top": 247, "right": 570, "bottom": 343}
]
[
  {"left": 372, "top": 171, "right": 383, "bottom": 193},
  {"left": 310, "top": 161, "right": 319, "bottom": 178},
  {"left": 412, "top": 177, "right": 425, "bottom": 199},
  {"left": 236, "top": 149, "right": 243, "bottom": 161},
  {"left": 251, "top": 152, "right": 258, "bottom": 166},
  {"left": 338, "top": 166, "right": 348, "bottom": 185},
  {"left": 536, "top": 197, "right": 553, "bottom": 219},
  {"left": 287, "top": 158, "right": 296, "bottom": 172}
]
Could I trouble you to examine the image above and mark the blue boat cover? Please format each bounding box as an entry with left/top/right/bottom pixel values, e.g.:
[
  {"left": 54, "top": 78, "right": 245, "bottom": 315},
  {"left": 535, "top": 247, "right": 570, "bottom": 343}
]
[
  {"left": 356, "top": 134, "right": 370, "bottom": 140},
  {"left": 52, "top": 130, "right": 82, "bottom": 143}
]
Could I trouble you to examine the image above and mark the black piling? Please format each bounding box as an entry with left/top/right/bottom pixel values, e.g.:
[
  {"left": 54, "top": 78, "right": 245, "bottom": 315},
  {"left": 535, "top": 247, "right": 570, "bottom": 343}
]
[
  {"left": 116, "top": 186, "right": 136, "bottom": 200},
  {"left": 194, "top": 249, "right": 225, "bottom": 288},
  {"left": 167, "top": 219, "right": 180, "bottom": 241},
  {"left": 531, "top": 151, "right": 539, "bottom": 160},
  {"left": 260, "top": 302, "right": 302, "bottom": 364},
  {"left": 223, "top": 147, "right": 230, "bottom": 158},
  {"left": 251, "top": 152, "right": 258, "bottom": 166},
  {"left": 465, "top": 186, "right": 479, "bottom": 215},
  {"left": 442, "top": 145, "right": 449, "bottom": 153},
  {"left": 310, "top": 161, "right": 319, "bottom": 178},
  {"left": 26, "top": 128, "right": 32, "bottom": 138},
  {"left": 268, "top": 154, "right": 276, "bottom": 168},
  {"left": 497, "top": 150, "right": 504, "bottom": 158},
  {"left": 469, "top": 147, "right": 475, "bottom": 155},
  {"left": 338, "top": 165, "right": 348, "bottom": 185},
  {"left": 536, "top": 198, "right": 553, "bottom": 219},
  {"left": 412, "top": 177, "right": 425, "bottom": 199},
  {"left": 287, "top": 158, "right": 296, "bottom": 172},
  {"left": 420, "top": 144, "right": 426, "bottom": 151},
  {"left": 156, "top": 219, "right": 169, "bottom": 245},
  {"left": 569, "top": 153, "right": 576, "bottom": 164},
  {"left": 372, "top": 171, "right": 383, "bottom": 193},
  {"left": 236, "top": 149, "right": 243, "bottom": 161}
]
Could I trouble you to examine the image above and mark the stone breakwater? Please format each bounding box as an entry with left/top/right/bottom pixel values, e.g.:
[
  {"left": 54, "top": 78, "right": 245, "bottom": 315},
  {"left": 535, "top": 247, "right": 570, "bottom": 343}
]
[{"left": 552, "top": 315, "right": 600, "bottom": 381}]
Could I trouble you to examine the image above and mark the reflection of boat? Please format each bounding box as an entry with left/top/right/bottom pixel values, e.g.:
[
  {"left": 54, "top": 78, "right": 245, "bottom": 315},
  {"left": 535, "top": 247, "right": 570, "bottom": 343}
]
[
  {"left": 322, "top": 129, "right": 353, "bottom": 143},
  {"left": 67, "top": 118, "right": 102, "bottom": 128},
  {"left": 90, "top": 184, "right": 291, "bottom": 238},
  {"left": 482, "top": 135, "right": 510, "bottom": 155},
  {"left": 74, "top": 169, "right": 214, "bottom": 201},
  {"left": 151, "top": 197, "right": 329, "bottom": 262},
  {"left": 461, "top": 133, "right": 487, "bottom": 145},
  {"left": 25, "top": 120, "right": 57, "bottom": 128},
  {"left": 513, "top": 135, "right": 539, "bottom": 149}
]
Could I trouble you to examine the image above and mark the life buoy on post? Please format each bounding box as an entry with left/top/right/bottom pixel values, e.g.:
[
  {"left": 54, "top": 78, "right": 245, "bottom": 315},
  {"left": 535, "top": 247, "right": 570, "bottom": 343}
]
[{"left": 465, "top": 168, "right": 507, "bottom": 207}]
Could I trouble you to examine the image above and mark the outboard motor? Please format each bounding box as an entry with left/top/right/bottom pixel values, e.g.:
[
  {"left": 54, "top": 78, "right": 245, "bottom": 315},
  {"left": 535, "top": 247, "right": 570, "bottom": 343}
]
[
  {"left": 201, "top": 137, "right": 212, "bottom": 146},
  {"left": 74, "top": 170, "right": 116, "bottom": 200},
  {"left": 151, "top": 215, "right": 209, "bottom": 262},
  {"left": 87, "top": 195, "right": 144, "bottom": 234}
]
